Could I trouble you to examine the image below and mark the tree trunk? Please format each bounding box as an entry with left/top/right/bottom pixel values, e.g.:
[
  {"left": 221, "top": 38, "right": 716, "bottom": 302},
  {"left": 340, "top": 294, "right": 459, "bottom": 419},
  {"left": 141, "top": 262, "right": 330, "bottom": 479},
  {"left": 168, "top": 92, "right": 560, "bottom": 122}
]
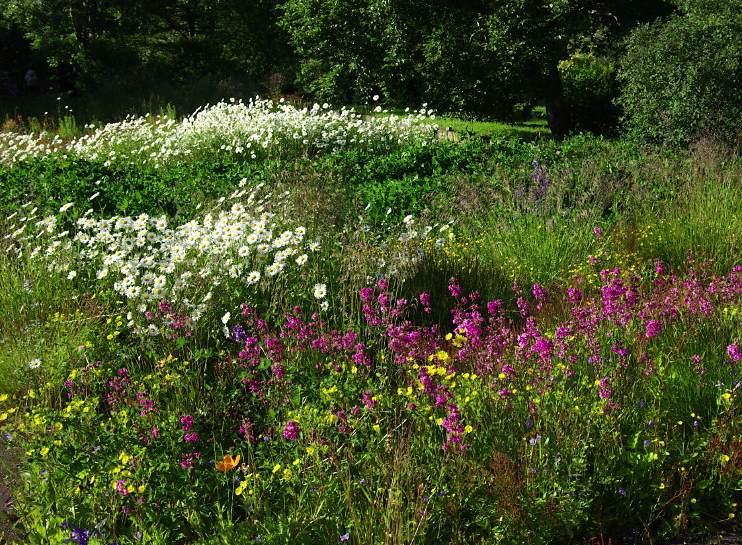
[{"left": 543, "top": 57, "right": 573, "bottom": 139}]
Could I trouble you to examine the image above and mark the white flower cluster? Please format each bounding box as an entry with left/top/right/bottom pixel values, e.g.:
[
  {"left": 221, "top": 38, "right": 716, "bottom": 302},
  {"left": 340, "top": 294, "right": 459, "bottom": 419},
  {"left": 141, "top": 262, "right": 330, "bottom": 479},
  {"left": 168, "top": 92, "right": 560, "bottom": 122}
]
[
  {"left": 0, "top": 98, "right": 437, "bottom": 167},
  {"left": 5, "top": 189, "right": 320, "bottom": 329}
]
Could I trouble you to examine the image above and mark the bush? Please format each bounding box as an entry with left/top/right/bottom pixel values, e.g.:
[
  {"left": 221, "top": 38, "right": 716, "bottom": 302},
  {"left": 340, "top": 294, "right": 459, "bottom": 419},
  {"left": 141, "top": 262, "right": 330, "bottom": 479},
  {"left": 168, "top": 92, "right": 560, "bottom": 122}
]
[
  {"left": 618, "top": 4, "right": 742, "bottom": 146},
  {"left": 560, "top": 53, "right": 621, "bottom": 136}
]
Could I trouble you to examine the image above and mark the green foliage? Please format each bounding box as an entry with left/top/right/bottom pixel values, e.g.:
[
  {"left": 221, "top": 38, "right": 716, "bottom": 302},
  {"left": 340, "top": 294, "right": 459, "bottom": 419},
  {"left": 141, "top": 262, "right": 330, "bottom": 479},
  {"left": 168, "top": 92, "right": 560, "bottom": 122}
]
[
  {"left": 0, "top": 159, "right": 272, "bottom": 221},
  {"left": 560, "top": 53, "right": 621, "bottom": 136},
  {"left": 0, "top": 0, "right": 294, "bottom": 94},
  {"left": 619, "top": 2, "right": 742, "bottom": 146},
  {"left": 4, "top": 105, "right": 742, "bottom": 543},
  {"left": 278, "top": 0, "right": 409, "bottom": 103}
]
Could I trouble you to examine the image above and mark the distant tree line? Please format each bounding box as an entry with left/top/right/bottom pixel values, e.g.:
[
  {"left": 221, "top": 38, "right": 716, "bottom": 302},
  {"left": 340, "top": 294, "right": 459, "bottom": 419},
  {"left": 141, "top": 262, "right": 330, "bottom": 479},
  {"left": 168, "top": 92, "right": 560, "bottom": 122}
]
[{"left": 2, "top": 0, "right": 742, "bottom": 144}]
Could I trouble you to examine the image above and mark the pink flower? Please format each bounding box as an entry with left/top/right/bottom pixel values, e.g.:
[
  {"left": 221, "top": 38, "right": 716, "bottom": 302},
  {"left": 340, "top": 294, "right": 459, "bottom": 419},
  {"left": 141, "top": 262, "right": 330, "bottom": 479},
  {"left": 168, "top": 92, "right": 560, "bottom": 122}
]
[
  {"left": 645, "top": 320, "right": 662, "bottom": 338},
  {"left": 283, "top": 420, "right": 301, "bottom": 441},
  {"left": 728, "top": 344, "right": 742, "bottom": 362}
]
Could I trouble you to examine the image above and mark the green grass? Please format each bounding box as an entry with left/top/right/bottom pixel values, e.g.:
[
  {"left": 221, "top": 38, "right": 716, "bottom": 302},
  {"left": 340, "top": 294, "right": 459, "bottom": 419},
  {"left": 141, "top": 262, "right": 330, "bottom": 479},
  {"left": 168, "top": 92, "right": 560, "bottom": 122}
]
[
  {"left": 432, "top": 107, "right": 550, "bottom": 141},
  {"left": 1, "top": 103, "right": 742, "bottom": 544}
]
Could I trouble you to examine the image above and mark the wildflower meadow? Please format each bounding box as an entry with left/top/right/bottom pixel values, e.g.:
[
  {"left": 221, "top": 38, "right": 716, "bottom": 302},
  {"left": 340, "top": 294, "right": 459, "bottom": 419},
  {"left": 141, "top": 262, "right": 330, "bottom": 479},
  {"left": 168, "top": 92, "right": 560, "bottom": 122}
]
[{"left": 0, "top": 98, "right": 741, "bottom": 544}]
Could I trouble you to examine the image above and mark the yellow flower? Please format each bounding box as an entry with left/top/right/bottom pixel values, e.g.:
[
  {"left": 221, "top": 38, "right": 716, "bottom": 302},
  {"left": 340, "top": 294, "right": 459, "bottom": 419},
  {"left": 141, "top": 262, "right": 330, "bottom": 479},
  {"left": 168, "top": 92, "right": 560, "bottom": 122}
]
[
  {"left": 40, "top": 447, "right": 50, "bottom": 457},
  {"left": 137, "top": 485, "right": 146, "bottom": 494},
  {"left": 272, "top": 464, "right": 281, "bottom": 473},
  {"left": 373, "top": 424, "right": 380, "bottom": 432},
  {"left": 306, "top": 447, "right": 315, "bottom": 455}
]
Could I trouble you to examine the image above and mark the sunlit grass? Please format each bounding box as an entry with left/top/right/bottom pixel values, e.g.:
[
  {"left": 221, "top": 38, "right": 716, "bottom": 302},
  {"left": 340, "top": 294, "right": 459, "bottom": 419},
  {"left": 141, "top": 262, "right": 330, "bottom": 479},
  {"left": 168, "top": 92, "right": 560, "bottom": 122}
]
[{"left": 1, "top": 108, "right": 742, "bottom": 544}]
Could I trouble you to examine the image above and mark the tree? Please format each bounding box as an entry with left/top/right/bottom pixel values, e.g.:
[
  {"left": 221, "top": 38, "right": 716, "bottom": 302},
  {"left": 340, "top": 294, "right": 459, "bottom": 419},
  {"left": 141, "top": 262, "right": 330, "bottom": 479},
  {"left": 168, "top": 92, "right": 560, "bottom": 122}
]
[
  {"left": 618, "top": 0, "right": 742, "bottom": 146},
  {"left": 1, "top": 0, "right": 147, "bottom": 88},
  {"left": 483, "top": 0, "right": 675, "bottom": 137},
  {"left": 279, "top": 0, "right": 674, "bottom": 135},
  {"left": 1, "top": 0, "right": 295, "bottom": 91}
]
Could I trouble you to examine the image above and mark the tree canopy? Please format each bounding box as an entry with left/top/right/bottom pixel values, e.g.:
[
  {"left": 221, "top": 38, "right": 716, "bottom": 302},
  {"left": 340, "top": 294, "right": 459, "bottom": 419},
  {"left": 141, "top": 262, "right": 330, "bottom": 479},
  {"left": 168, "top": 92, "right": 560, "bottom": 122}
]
[{"left": 7, "top": 0, "right": 723, "bottom": 143}]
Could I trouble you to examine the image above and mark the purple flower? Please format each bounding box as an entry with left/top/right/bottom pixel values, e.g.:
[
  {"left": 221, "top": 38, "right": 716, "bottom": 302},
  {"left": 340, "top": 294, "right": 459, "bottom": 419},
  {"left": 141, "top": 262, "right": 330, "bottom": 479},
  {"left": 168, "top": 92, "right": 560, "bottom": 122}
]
[
  {"left": 340, "top": 533, "right": 350, "bottom": 541},
  {"left": 180, "top": 414, "right": 194, "bottom": 432},
  {"left": 183, "top": 432, "right": 198, "bottom": 443},
  {"left": 643, "top": 440, "right": 651, "bottom": 447},
  {"left": 282, "top": 420, "right": 301, "bottom": 441},
  {"left": 618, "top": 487, "right": 626, "bottom": 496},
  {"left": 448, "top": 279, "right": 461, "bottom": 298},
  {"left": 728, "top": 345, "right": 742, "bottom": 362},
  {"left": 645, "top": 320, "right": 663, "bottom": 338},
  {"left": 180, "top": 452, "right": 200, "bottom": 469},
  {"left": 115, "top": 480, "right": 128, "bottom": 496}
]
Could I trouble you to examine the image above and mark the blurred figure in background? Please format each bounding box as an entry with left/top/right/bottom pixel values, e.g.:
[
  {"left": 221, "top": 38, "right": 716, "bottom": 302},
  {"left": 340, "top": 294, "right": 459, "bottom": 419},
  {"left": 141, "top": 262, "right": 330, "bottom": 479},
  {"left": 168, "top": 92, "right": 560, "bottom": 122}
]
[{"left": 24, "top": 65, "right": 39, "bottom": 96}]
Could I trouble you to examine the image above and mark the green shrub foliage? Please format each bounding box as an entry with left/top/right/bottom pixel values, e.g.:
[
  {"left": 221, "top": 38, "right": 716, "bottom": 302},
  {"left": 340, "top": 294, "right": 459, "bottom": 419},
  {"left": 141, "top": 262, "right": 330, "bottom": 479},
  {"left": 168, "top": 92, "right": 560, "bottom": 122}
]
[{"left": 619, "top": 2, "right": 742, "bottom": 146}]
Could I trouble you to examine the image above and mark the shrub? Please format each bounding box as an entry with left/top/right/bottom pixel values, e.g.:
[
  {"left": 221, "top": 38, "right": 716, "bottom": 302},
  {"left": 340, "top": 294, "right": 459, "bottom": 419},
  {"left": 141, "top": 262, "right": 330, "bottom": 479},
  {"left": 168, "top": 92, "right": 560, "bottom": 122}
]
[{"left": 618, "top": 4, "right": 742, "bottom": 146}]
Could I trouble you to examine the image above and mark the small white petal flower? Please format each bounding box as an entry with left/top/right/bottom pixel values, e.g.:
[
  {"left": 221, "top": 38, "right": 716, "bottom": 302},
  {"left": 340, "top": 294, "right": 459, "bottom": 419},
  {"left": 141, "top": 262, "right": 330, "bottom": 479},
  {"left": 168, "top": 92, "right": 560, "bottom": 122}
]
[{"left": 313, "top": 283, "right": 327, "bottom": 299}]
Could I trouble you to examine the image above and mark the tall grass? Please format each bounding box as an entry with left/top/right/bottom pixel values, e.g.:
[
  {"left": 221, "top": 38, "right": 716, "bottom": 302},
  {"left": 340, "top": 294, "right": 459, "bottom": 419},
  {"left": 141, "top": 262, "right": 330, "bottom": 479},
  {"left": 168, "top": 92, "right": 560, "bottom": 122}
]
[{"left": 0, "top": 115, "right": 741, "bottom": 544}]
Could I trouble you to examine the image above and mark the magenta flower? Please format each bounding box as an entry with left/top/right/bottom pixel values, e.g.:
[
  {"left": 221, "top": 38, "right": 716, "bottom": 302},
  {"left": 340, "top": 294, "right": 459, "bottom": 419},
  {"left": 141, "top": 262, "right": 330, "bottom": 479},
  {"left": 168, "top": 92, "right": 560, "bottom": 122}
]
[
  {"left": 115, "top": 480, "right": 128, "bottom": 496},
  {"left": 645, "top": 320, "right": 663, "bottom": 338},
  {"left": 728, "top": 344, "right": 742, "bottom": 362},
  {"left": 282, "top": 420, "right": 301, "bottom": 441},
  {"left": 180, "top": 414, "right": 194, "bottom": 432}
]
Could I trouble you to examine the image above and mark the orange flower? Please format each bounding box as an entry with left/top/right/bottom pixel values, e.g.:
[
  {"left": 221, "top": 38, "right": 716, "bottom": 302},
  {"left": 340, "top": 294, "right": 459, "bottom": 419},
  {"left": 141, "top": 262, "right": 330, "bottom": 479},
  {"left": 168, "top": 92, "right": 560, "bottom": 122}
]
[{"left": 216, "top": 454, "right": 241, "bottom": 472}]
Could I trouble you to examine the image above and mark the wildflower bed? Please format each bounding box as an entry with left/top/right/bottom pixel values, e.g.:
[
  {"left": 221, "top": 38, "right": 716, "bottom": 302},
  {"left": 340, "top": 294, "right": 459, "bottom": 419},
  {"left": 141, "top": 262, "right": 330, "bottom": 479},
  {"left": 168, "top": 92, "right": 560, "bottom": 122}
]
[{"left": 0, "top": 100, "right": 741, "bottom": 544}]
